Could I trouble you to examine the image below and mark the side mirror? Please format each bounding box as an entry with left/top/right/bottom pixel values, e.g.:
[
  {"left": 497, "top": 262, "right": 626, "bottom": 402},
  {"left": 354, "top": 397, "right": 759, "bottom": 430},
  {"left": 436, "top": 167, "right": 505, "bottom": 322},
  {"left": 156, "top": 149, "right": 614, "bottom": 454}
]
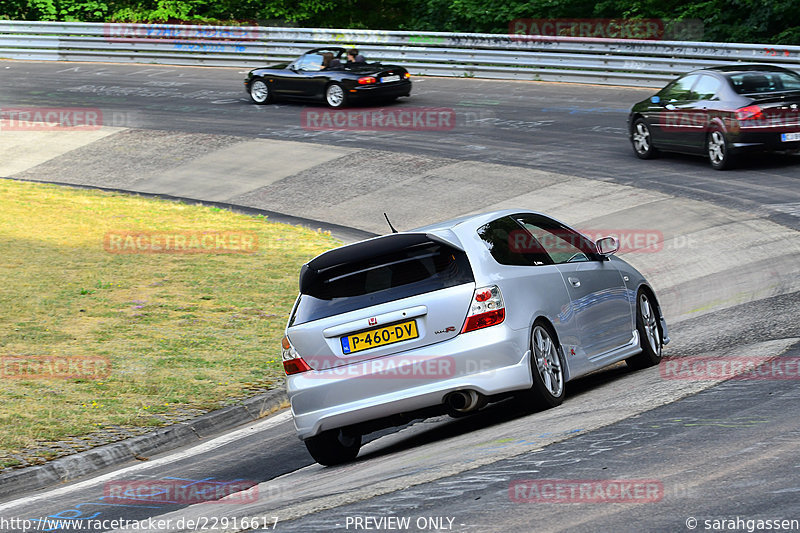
[
  {"left": 596, "top": 236, "right": 620, "bottom": 256},
  {"left": 650, "top": 95, "right": 661, "bottom": 104}
]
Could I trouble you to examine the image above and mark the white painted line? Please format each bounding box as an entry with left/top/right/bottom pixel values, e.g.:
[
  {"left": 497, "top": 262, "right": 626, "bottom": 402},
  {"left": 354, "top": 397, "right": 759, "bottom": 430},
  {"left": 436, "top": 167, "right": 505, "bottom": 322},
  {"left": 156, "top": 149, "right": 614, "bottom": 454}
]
[{"left": 0, "top": 410, "right": 292, "bottom": 512}]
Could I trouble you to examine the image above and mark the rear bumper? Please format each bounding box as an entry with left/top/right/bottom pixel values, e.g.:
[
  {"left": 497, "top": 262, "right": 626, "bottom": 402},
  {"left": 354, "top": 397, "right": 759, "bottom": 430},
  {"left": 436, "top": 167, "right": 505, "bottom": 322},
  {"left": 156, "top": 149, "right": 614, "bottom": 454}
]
[
  {"left": 287, "top": 324, "right": 531, "bottom": 439},
  {"left": 730, "top": 128, "right": 800, "bottom": 152},
  {"left": 348, "top": 80, "right": 412, "bottom": 100}
]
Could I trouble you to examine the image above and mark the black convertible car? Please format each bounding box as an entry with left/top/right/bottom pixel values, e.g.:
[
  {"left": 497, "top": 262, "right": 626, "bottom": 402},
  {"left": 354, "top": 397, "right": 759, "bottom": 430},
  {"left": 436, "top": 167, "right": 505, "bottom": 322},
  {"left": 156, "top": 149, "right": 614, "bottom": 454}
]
[
  {"left": 628, "top": 64, "right": 800, "bottom": 169},
  {"left": 244, "top": 48, "right": 412, "bottom": 108}
]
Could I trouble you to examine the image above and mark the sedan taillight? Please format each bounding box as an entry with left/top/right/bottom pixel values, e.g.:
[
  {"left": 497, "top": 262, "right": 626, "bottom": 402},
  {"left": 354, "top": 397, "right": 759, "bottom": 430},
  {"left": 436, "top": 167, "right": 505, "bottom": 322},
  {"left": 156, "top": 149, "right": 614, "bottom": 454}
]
[
  {"left": 736, "top": 105, "right": 764, "bottom": 121},
  {"left": 282, "top": 335, "right": 311, "bottom": 375},
  {"left": 462, "top": 285, "right": 505, "bottom": 333}
]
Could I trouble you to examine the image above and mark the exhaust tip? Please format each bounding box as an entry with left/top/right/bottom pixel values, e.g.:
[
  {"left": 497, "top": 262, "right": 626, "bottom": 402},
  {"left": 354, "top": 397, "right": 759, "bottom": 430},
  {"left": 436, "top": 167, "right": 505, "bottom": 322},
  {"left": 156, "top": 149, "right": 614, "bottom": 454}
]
[{"left": 444, "top": 389, "right": 487, "bottom": 417}]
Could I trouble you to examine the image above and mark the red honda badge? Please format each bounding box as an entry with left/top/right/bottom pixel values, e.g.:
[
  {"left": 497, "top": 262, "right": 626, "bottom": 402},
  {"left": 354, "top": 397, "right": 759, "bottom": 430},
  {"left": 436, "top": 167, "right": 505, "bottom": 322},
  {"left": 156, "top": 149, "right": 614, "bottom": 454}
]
[{"left": 368, "top": 317, "right": 377, "bottom": 326}]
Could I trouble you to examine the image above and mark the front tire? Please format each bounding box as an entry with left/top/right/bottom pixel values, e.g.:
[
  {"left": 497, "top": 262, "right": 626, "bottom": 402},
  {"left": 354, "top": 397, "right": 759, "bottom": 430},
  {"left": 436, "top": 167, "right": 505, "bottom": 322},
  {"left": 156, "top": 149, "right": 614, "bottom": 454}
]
[
  {"left": 707, "top": 128, "right": 735, "bottom": 170},
  {"left": 518, "top": 322, "right": 565, "bottom": 409},
  {"left": 249, "top": 78, "right": 271, "bottom": 105},
  {"left": 304, "top": 428, "right": 361, "bottom": 466},
  {"left": 325, "top": 83, "right": 347, "bottom": 108},
  {"left": 626, "top": 290, "right": 663, "bottom": 370},
  {"left": 631, "top": 118, "right": 659, "bottom": 159}
]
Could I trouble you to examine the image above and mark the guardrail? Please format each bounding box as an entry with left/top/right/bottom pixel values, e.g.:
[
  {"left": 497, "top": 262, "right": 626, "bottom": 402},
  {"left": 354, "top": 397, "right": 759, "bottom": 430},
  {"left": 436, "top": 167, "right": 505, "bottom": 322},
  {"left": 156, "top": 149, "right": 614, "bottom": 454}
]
[{"left": 2, "top": 21, "right": 800, "bottom": 87}]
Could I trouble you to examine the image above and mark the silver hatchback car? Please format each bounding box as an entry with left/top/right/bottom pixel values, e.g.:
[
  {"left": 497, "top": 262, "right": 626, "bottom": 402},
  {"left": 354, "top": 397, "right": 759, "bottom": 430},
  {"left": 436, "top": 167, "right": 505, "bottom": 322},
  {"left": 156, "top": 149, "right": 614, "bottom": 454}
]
[{"left": 282, "top": 210, "right": 669, "bottom": 465}]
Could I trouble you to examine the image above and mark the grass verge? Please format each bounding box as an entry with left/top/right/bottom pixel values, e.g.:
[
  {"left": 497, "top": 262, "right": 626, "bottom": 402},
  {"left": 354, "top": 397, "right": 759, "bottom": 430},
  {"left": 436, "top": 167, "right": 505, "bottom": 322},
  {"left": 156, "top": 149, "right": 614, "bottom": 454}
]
[{"left": 0, "top": 179, "right": 340, "bottom": 467}]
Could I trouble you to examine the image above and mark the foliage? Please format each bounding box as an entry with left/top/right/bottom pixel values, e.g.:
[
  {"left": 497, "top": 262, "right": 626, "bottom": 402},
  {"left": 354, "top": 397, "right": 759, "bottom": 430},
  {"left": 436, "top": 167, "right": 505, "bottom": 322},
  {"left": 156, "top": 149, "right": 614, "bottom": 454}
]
[{"left": 1, "top": 1, "right": 798, "bottom": 52}]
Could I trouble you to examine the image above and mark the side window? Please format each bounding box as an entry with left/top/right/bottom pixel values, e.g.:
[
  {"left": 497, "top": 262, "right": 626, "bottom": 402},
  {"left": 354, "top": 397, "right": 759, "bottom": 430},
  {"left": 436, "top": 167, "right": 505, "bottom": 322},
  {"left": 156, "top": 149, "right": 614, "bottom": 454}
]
[
  {"left": 693, "top": 75, "right": 721, "bottom": 100},
  {"left": 779, "top": 72, "right": 800, "bottom": 90},
  {"left": 514, "top": 215, "right": 596, "bottom": 265},
  {"left": 477, "top": 216, "right": 553, "bottom": 266},
  {"left": 660, "top": 74, "right": 700, "bottom": 102}
]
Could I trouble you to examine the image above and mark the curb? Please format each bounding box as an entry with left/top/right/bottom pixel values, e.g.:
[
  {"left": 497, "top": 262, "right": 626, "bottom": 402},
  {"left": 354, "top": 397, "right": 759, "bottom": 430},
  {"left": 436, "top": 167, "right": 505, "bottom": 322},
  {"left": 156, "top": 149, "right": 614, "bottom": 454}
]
[{"left": 0, "top": 388, "right": 288, "bottom": 501}]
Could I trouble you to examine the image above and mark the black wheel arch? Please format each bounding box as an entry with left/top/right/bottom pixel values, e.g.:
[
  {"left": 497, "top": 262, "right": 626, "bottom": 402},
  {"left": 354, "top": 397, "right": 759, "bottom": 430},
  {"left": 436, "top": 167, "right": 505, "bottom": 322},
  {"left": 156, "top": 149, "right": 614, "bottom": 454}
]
[
  {"left": 635, "top": 283, "right": 669, "bottom": 345},
  {"left": 629, "top": 113, "right": 645, "bottom": 134}
]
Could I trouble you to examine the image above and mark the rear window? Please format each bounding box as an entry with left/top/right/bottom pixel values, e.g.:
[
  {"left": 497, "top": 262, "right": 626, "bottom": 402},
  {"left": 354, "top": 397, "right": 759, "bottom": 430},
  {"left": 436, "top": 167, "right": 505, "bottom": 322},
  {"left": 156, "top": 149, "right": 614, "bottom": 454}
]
[
  {"left": 290, "top": 240, "right": 474, "bottom": 325},
  {"left": 728, "top": 71, "right": 800, "bottom": 94}
]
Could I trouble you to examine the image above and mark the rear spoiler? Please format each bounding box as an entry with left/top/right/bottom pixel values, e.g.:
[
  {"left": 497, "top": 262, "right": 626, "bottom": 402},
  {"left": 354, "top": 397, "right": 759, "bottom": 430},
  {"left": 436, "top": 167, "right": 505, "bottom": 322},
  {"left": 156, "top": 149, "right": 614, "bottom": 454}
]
[
  {"left": 747, "top": 90, "right": 800, "bottom": 104},
  {"left": 299, "top": 231, "right": 465, "bottom": 293}
]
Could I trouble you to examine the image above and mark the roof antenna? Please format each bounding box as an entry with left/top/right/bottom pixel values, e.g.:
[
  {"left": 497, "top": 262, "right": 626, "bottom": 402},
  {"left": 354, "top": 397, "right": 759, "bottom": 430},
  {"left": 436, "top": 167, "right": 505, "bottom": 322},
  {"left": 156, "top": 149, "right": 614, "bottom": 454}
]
[{"left": 384, "top": 213, "right": 398, "bottom": 233}]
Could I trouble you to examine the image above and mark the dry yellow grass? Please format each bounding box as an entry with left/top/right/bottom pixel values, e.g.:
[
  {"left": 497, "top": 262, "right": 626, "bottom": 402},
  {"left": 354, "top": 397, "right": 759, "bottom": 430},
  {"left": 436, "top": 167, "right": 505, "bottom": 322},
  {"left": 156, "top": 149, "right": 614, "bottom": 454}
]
[{"left": 0, "top": 179, "right": 340, "bottom": 464}]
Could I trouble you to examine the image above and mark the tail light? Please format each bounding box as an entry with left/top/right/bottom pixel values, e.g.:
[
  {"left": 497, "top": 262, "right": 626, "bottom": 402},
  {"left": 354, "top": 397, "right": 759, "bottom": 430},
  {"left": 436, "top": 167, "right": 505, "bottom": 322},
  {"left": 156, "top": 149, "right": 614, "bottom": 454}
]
[
  {"left": 403, "top": 72, "right": 411, "bottom": 79},
  {"left": 282, "top": 335, "right": 311, "bottom": 375},
  {"left": 358, "top": 76, "right": 377, "bottom": 85},
  {"left": 462, "top": 285, "right": 505, "bottom": 333},
  {"left": 736, "top": 105, "right": 764, "bottom": 121}
]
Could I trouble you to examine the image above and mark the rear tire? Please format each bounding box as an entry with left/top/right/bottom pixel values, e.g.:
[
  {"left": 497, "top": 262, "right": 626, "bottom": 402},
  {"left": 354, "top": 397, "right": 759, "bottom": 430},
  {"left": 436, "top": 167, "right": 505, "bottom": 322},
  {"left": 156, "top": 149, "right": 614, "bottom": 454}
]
[
  {"left": 517, "top": 322, "right": 565, "bottom": 409},
  {"left": 626, "top": 290, "right": 663, "bottom": 370},
  {"left": 304, "top": 428, "right": 361, "bottom": 466},
  {"left": 707, "top": 128, "right": 735, "bottom": 170},
  {"left": 631, "top": 118, "right": 659, "bottom": 159},
  {"left": 325, "top": 83, "right": 347, "bottom": 108}
]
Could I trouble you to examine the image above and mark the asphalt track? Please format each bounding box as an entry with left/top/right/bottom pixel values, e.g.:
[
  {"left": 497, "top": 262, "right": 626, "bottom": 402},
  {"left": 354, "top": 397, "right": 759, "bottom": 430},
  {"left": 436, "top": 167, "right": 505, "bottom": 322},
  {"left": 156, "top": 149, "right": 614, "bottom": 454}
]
[
  {"left": 0, "top": 60, "right": 799, "bottom": 533},
  {"left": 1, "top": 61, "right": 799, "bottom": 229}
]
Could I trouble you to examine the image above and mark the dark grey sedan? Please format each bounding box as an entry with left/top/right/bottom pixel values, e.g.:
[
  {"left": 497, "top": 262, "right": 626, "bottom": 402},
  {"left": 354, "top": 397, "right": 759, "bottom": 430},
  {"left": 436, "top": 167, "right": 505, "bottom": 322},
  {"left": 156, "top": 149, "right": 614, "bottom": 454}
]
[{"left": 628, "top": 64, "right": 800, "bottom": 169}]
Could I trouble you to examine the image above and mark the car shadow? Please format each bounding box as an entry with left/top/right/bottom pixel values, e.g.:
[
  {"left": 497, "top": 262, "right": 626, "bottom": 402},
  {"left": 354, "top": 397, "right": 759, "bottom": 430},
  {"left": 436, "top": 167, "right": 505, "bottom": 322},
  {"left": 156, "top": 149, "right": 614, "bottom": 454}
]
[
  {"left": 356, "top": 361, "right": 634, "bottom": 462},
  {"left": 237, "top": 98, "right": 410, "bottom": 109},
  {"left": 655, "top": 150, "right": 800, "bottom": 170}
]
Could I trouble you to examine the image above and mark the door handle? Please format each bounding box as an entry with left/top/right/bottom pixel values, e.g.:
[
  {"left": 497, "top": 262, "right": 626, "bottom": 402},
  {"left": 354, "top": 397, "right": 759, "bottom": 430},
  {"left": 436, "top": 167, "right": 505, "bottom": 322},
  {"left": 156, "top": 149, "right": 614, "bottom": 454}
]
[{"left": 568, "top": 277, "right": 581, "bottom": 287}]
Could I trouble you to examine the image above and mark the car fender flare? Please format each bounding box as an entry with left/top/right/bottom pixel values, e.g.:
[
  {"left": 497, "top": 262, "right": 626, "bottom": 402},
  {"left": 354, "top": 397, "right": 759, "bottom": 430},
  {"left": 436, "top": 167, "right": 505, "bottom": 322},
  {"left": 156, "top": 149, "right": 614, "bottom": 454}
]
[
  {"left": 629, "top": 113, "right": 645, "bottom": 134},
  {"left": 707, "top": 115, "right": 731, "bottom": 136},
  {"left": 635, "top": 283, "right": 670, "bottom": 345}
]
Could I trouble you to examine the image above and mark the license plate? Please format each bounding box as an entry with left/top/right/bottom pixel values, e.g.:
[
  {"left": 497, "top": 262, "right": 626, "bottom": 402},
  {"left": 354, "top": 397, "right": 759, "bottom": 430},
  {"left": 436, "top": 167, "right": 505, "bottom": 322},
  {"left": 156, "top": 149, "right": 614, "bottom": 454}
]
[
  {"left": 781, "top": 132, "right": 800, "bottom": 142},
  {"left": 341, "top": 320, "right": 418, "bottom": 354},
  {"left": 381, "top": 75, "right": 400, "bottom": 83}
]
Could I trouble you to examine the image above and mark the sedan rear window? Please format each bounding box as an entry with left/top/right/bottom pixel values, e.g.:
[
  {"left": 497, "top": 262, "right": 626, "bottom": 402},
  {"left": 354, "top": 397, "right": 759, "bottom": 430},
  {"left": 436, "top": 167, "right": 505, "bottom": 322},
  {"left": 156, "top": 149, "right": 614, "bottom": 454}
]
[
  {"left": 729, "top": 71, "right": 800, "bottom": 94},
  {"left": 291, "top": 239, "right": 474, "bottom": 325}
]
